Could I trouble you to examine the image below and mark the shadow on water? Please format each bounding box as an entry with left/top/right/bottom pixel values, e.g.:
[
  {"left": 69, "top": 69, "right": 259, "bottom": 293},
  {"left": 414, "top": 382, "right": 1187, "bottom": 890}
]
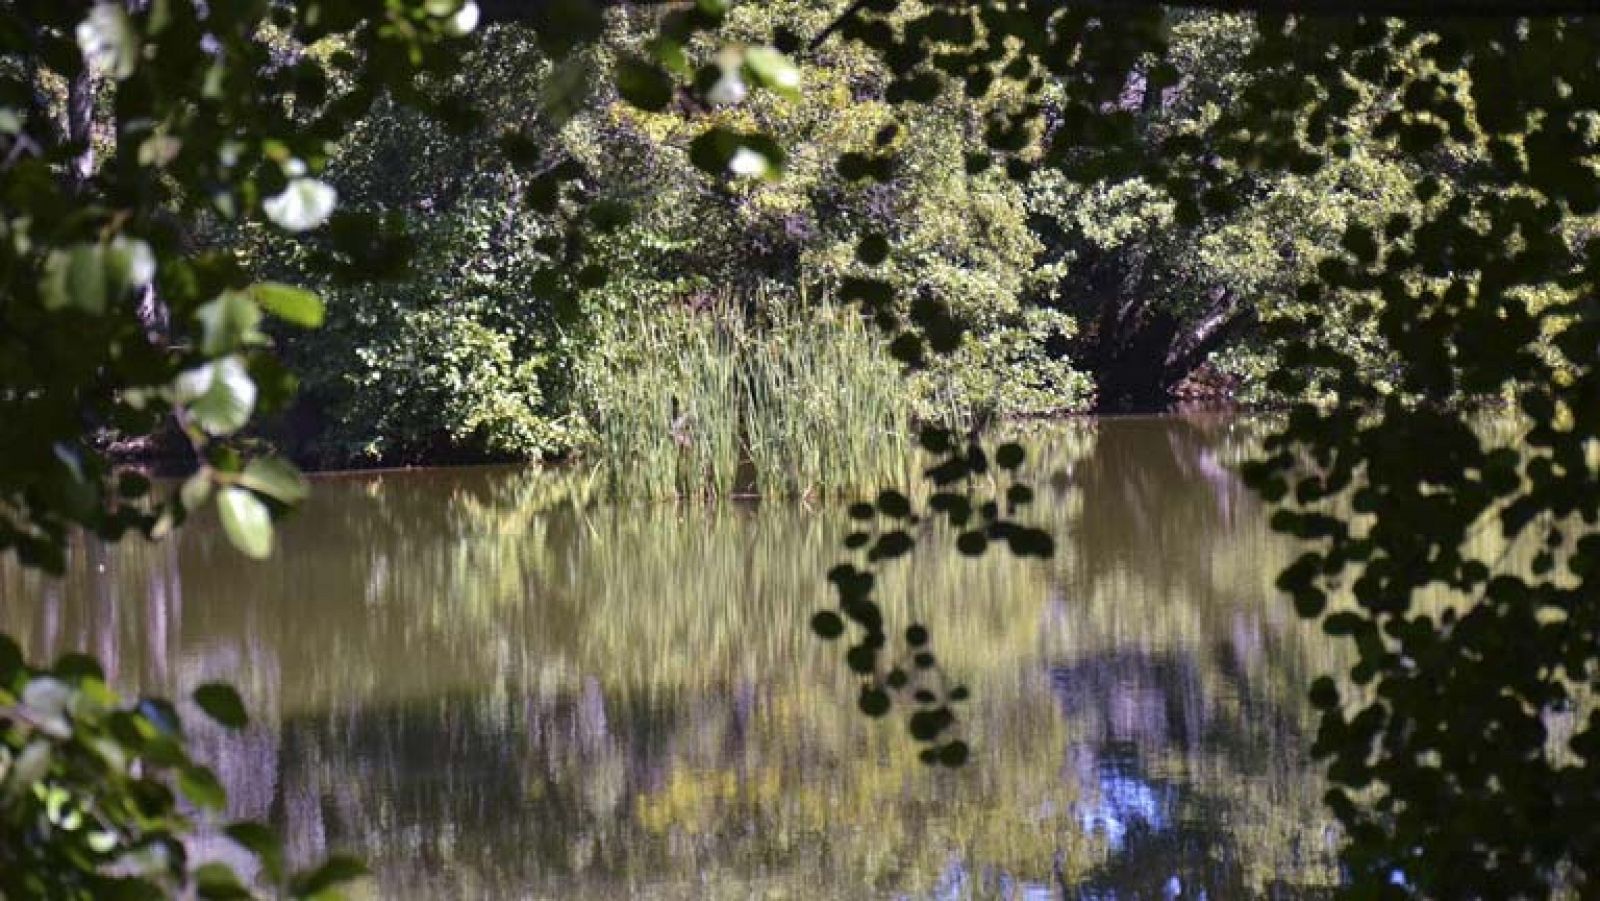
[{"left": 1, "top": 416, "right": 1344, "bottom": 899}]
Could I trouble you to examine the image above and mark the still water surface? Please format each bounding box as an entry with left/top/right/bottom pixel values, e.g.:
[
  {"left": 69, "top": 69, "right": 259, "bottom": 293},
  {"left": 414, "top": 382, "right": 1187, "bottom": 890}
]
[{"left": 1, "top": 417, "right": 1343, "bottom": 899}]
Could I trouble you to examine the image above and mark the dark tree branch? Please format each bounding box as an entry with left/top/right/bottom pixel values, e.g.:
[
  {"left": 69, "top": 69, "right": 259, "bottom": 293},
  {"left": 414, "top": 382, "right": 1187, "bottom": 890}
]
[
  {"left": 1167, "top": 286, "right": 1238, "bottom": 366},
  {"left": 1163, "top": 287, "right": 1253, "bottom": 388}
]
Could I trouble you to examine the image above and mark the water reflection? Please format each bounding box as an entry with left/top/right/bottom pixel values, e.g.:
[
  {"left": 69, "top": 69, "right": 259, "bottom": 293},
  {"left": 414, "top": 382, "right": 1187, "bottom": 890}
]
[{"left": 0, "top": 417, "right": 1341, "bottom": 898}]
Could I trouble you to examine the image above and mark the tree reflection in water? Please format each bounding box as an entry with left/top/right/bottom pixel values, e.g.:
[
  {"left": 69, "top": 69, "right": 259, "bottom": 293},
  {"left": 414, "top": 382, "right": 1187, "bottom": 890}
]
[{"left": 0, "top": 418, "right": 1344, "bottom": 898}]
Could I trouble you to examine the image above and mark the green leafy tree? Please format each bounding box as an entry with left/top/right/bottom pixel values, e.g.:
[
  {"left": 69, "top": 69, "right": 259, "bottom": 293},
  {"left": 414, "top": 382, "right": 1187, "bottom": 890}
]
[
  {"left": 1024, "top": 11, "right": 1418, "bottom": 410},
  {"left": 247, "top": 1, "right": 1089, "bottom": 466},
  {"left": 238, "top": 26, "right": 591, "bottom": 465}
]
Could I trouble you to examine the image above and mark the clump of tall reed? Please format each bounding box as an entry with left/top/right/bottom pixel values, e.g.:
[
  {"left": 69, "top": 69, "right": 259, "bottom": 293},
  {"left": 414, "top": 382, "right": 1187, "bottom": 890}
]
[{"left": 576, "top": 295, "right": 917, "bottom": 499}]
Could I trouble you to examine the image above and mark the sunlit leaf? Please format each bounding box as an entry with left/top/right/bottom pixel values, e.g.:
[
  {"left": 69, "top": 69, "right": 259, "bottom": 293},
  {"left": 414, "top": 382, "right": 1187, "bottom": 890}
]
[
  {"left": 216, "top": 487, "right": 272, "bottom": 560},
  {"left": 249, "top": 282, "right": 325, "bottom": 328},
  {"left": 742, "top": 46, "right": 801, "bottom": 99},
  {"left": 195, "top": 291, "right": 264, "bottom": 356},
  {"left": 706, "top": 49, "right": 748, "bottom": 106},
  {"left": 238, "top": 457, "right": 309, "bottom": 504},
  {"left": 177, "top": 357, "right": 257, "bottom": 436},
  {"left": 21, "top": 677, "right": 73, "bottom": 738},
  {"left": 811, "top": 610, "right": 844, "bottom": 639},
  {"left": 180, "top": 471, "right": 213, "bottom": 512},
  {"left": 444, "top": 0, "right": 480, "bottom": 37},
  {"left": 77, "top": 3, "right": 139, "bottom": 79},
  {"left": 40, "top": 246, "right": 108, "bottom": 314},
  {"left": 264, "top": 178, "right": 337, "bottom": 232}
]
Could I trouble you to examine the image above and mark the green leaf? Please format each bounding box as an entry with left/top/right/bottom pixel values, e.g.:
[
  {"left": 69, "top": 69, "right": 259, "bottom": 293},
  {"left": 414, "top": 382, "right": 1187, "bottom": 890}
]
[
  {"left": 180, "top": 471, "right": 213, "bottom": 512},
  {"left": 178, "top": 765, "right": 227, "bottom": 811},
  {"left": 810, "top": 610, "right": 844, "bottom": 639},
  {"left": 689, "top": 127, "right": 739, "bottom": 174},
  {"left": 956, "top": 531, "right": 987, "bottom": 556},
  {"left": 41, "top": 245, "right": 110, "bottom": 314},
  {"left": 249, "top": 282, "right": 325, "bottom": 328},
  {"left": 195, "top": 862, "right": 252, "bottom": 900},
  {"left": 138, "top": 134, "right": 182, "bottom": 167},
  {"left": 193, "top": 683, "right": 248, "bottom": 729},
  {"left": 109, "top": 236, "right": 157, "bottom": 287},
  {"left": 706, "top": 65, "right": 747, "bottom": 106},
  {"left": 876, "top": 490, "right": 911, "bottom": 518},
  {"left": 908, "top": 707, "right": 954, "bottom": 742},
  {"left": 226, "top": 821, "right": 284, "bottom": 882},
  {"left": 995, "top": 443, "right": 1025, "bottom": 470},
  {"left": 39, "top": 239, "right": 155, "bottom": 315},
  {"left": 217, "top": 487, "right": 272, "bottom": 560},
  {"left": 21, "top": 677, "right": 73, "bottom": 738},
  {"left": 616, "top": 58, "right": 674, "bottom": 112},
  {"left": 704, "top": 47, "right": 749, "bottom": 106},
  {"left": 290, "top": 855, "right": 368, "bottom": 897},
  {"left": 856, "top": 234, "right": 890, "bottom": 266},
  {"left": 0, "top": 633, "right": 23, "bottom": 682},
  {"left": 647, "top": 37, "right": 691, "bottom": 78},
  {"left": 858, "top": 687, "right": 890, "bottom": 718},
  {"left": 939, "top": 740, "right": 970, "bottom": 767},
  {"left": 195, "top": 292, "right": 264, "bottom": 356},
  {"left": 4, "top": 741, "right": 52, "bottom": 804},
  {"left": 869, "top": 530, "right": 913, "bottom": 560},
  {"left": 742, "top": 46, "right": 801, "bottom": 99},
  {"left": 238, "top": 457, "right": 309, "bottom": 504},
  {"left": 177, "top": 357, "right": 257, "bottom": 436},
  {"left": 689, "top": 128, "right": 784, "bottom": 180}
]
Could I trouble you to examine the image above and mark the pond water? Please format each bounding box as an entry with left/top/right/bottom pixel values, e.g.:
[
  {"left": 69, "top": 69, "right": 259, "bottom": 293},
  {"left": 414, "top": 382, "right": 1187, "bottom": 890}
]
[{"left": 0, "top": 416, "right": 1345, "bottom": 899}]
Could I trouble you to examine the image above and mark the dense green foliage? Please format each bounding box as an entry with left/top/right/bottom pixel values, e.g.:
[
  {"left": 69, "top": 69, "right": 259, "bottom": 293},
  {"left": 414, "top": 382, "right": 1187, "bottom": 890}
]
[
  {"left": 222, "top": 8, "right": 1421, "bottom": 469},
  {"left": 1025, "top": 11, "right": 1422, "bottom": 409},
  {"left": 245, "top": 5, "right": 1483, "bottom": 464},
  {"left": 246, "top": 6, "right": 1084, "bottom": 468},
  {"left": 0, "top": 636, "right": 362, "bottom": 899}
]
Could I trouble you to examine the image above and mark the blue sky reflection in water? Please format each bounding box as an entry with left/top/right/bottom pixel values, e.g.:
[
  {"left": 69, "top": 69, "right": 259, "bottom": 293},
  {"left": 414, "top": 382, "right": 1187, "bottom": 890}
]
[{"left": 0, "top": 417, "right": 1344, "bottom": 899}]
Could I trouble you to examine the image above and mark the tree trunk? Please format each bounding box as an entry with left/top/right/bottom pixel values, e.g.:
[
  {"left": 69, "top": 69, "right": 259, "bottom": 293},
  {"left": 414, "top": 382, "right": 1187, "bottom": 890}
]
[
  {"left": 1092, "top": 308, "right": 1183, "bottom": 413},
  {"left": 66, "top": 68, "right": 97, "bottom": 191},
  {"left": 1085, "top": 285, "right": 1250, "bottom": 413}
]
